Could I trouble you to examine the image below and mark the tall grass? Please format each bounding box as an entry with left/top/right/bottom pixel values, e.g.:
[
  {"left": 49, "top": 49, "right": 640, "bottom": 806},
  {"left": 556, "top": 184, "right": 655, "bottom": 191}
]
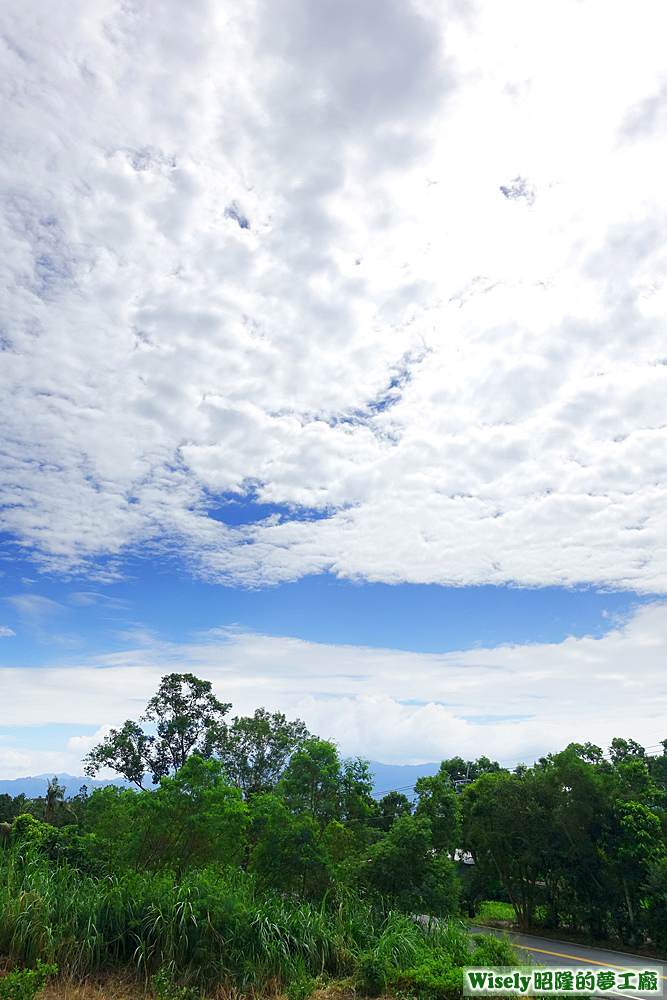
[{"left": 0, "top": 846, "right": 474, "bottom": 991}]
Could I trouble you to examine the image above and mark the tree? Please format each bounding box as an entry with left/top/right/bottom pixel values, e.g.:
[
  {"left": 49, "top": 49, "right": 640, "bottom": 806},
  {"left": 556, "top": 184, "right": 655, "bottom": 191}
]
[
  {"left": 217, "top": 708, "right": 310, "bottom": 797},
  {"left": 414, "top": 772, "right": 461, "bottom": 855},
  {"left": 44, "top": 777, "right": 67, "bottom": 825},
  {"left": 341, "top": 757, "right": 377, "bottom": 823},
  {"left": 85, "top": 756, "right": 247, "bottom": 873},
  {"left": 84, "top": 720, "right": 154, "bottom": 788},
  {"left": 142, "top": 673, "right": 232, "bottom": 779},
  {"left": 248, "top": 794, "right": 329, "bottom": 898},
  {"left": 438, "top": 756, "right": 503, "bottom": 786},
  {"left": 648, "top": 740, "right": 667, "bottom": 806},
  {"left": 84, "top": 673, "right": 232, "bottom": 786},
  {"left": 363, "top": 814, "right": 460, "bottom": 916},
  {"left": 601, "top": 800, "right": 665, "bottom": 937},
  {"left": 609, "top": 737, "right": 646, "bottom": 766},
  {"left": 278, "top": 739, "right": 376, "bottom": 832},
  {"left": 462, "top": 769, "right": 551, "bottom": 930},
  {"left": 279, "top": 739, "right": 343, "bottom": 829},
  {"left": 377, "top": 790, "right": 412, "bottom": 832}
]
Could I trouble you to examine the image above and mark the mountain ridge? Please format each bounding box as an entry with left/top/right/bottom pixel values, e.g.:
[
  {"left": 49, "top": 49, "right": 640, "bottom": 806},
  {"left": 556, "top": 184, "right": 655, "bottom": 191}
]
[{"left": 0, "top": 761, "right": 442, "bottom": 800}]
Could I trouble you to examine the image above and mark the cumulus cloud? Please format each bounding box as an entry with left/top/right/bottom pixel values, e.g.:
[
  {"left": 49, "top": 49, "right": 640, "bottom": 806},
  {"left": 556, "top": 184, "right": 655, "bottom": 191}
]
[
  {"left": 67, "top": 725, "right": 113, "bottom": 755},
  {"left": 0, "top": 747, "right": 85, "bottom": 782},
  {"left": 2, "top": 601, "right": 667, "bottom": 773},
  {"left": 1, "top": 0, "right": 667, "bottom": 591}
]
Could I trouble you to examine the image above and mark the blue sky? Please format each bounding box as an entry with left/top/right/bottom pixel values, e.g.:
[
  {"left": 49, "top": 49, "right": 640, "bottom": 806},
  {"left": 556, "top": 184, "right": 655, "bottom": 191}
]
[{"left": 2, "top": 0, "right": 667, "bottom": 777}]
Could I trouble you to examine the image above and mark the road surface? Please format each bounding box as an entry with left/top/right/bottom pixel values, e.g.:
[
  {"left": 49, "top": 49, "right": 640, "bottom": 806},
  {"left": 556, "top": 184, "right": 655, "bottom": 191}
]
[{"left": 469, "top": 924, "right": 665, "bottom": 999}]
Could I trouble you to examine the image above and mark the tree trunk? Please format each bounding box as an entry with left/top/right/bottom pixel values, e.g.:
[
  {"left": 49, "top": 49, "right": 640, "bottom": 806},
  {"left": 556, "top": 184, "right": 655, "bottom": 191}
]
[{"left": 622, "top": 875, "right": 634, "bottom": 925}]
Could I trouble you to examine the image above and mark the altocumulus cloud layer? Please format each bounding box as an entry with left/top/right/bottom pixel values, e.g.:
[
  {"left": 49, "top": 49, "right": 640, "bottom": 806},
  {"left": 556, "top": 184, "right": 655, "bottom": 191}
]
[
  {"left": 2, "top": 601, "right": 667, "bottom": 778},
  {"left": 1, "top": 0, "right": 667, "bottom": 589}
]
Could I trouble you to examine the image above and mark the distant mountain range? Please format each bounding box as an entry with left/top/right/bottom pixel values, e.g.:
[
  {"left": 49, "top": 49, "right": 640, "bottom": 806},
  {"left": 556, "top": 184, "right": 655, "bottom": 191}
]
[
  {"left": 0, "top": 761, "right": 442, "bottom": 800},
  {"left": 0, "top": 773, "right": 128, "bottom": 799}
]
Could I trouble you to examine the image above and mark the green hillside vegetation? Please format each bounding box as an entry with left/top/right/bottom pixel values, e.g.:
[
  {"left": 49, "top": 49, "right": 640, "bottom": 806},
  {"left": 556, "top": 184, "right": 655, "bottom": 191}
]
[{"left": 2, "top": 674, "right": 667, "bottom": 999}]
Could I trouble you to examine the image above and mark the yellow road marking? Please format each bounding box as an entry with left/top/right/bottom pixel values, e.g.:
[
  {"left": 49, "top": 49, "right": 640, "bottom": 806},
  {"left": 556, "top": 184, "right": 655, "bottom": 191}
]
[{"left": 512, "top": 943, "right": 667, "bottom": 980}]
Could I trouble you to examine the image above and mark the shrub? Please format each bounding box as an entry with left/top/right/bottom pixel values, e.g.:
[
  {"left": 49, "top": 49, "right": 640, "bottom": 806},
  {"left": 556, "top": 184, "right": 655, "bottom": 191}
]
[
  {"left": 355, "top": 952, "right": 390, "bottom": 996},
  {"left": 151, "top": 966, "right": 199, "bottom": 1000},
  {"left": 0, "top": 960, "right": 57, "bottom": 1000},
  {"left": 389, "top": 954, "right": 461, "bottom": 1000}
]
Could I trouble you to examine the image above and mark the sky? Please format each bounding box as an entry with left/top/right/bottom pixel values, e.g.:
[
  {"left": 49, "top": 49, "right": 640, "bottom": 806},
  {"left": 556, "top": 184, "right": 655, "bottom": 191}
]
[{"left": 1, "top": 0, "right": 667, "bottom": 779}]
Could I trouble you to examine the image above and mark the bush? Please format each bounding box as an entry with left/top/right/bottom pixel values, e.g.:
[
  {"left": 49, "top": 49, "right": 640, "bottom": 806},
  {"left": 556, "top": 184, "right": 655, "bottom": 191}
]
[
  {"left": 151, "top": 966, "right": 199, "bottom": 1000},
  {"left": 285, "top": 972, "right": 318, "bottom": 1000},
  {"left": 389, "top": 954, "right": 461, "bottom": 1000},
  {"left": 11, "top": 816, "right": 44, "bottom": 847},
  {"left": 470, "top": 932, "right": 519, "bottom": 966},
  {"left": 356, "top": 952, "right": 390, "bottom": 996},
  {"left": 0, "top": 846, "right": 488, "bottom": 993},
  {"left": 0, "top": 960, "right": 57, "bottom": 1000}
]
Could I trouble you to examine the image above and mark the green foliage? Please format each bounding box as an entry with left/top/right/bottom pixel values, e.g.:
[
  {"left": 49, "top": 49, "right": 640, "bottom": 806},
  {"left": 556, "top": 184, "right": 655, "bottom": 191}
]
[
  {"left": 377, "top": 791, "right": 412, "bottom": 832},
  {"left": 84, "top": 673, "right": 232, "bottom": 787},
  {"left": 279, "top": 739, "right": 345, "bottom": 827},
  {"left": 11, "top": 815, "right": 45, "bottom": 847},
  {"left": 278, "top": 740, "right": 376, "bottom": 831},
  {"left": 6, "top": 682, "right": 667, "bottom": 982},
  {"left": 0, "top": 821, "right": 12, "bottom": 848},
  {"left": 142, "top": 673, "right": 232, "bottom": 781},
  {"left": 470, "top": 932, "right": 520, "bottom": 966},
  {"left": 285, "top": 972, "right": 318, "bottom": 1000},
  {"left": 390, "top": 954, "right": 462, "bottom": 1000},
  {"left": 43, "top": 777, "right": 66, "bottom": 825},
  {"left": 218, "top": 708, "right": 311, "bottom": 798},
  {"left": 389, "top": 921, "right": 489, "bottom": 1000},
  {"left": 460, "top": 738, "right": 667, "bottom": 943},
  {"left": 356, "top": 951, "right": 390, "bottom": 995},
  {"left": 0, "top": 843, "right": 477, "bottom": 991},
  {"left": 644, "top": 857, "right": 667, "bottom": 951},
  {"left": 438, "top": 756, "right": 503, "bottom": 785},
  {"left": 0, "top": 960, "right": 57, "bottom": 1000},
  {"left": 248, "top": 795, "right": 330, "bottom": 897},
  {"left": 363, "top": 815, "right": 460, "bottom": 916},
  {"left": 85, "top": 755, "right": 247, "bottom": 873},
  {"left": 151, "top": 966, "right": 199, "bottom": 1000},
  {"left": 474, "top": 900, "right": 516, "bottom": 921},
  {"left": 0, "top": 794, "right": 28, "bottom": 825},
  {"left": 84, "top": 719, "right": 153, "bottom": 789},
  {"left": 414, "top": 773, "right": 461, "bottom": 855}
]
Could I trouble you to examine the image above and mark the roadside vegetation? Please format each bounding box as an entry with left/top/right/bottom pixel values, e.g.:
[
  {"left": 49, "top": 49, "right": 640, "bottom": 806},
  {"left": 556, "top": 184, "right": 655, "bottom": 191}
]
[{"left": 1, "top": 673, "right": 667, "bottom": 998}]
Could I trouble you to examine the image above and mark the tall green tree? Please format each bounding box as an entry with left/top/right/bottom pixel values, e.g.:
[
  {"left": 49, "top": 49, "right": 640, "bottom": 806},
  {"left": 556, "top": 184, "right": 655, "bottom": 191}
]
[
  {"left": 44, "top": 777, "right": 66, "bottom": 825},
  {"left": 279, "top": 739, "right": 344, "bottom": 829},
  {"left": 363, "top": 813, "right": 460, "bottom": 916},
  {"left": 377, "top": 790, "right": 412, "bottom": 831},
  {"left": 217, "top": 708, "right": 310, "bottom": 797},
  {"left": 414, "top": 771, "right": 460, "bottom": 855},
  {"left": 84, "top": 673, "right": 232, "bottom": 786},
  {"left": 462, "top": 769, "right": 551, "bottom": 930},
  {"left": 279, "top": 739, "right": 376, "bottom": 832}
]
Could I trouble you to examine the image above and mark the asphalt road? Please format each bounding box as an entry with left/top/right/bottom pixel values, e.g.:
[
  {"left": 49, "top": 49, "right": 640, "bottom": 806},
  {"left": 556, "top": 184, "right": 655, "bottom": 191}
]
[{"left": 469, "top": 925, "right": 665, "bottom": 999}]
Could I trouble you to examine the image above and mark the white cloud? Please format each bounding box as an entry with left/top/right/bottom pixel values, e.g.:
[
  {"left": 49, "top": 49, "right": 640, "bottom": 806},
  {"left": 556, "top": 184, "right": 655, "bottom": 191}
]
[
  {"left": 67, "top": 725, "right": 113, "bottom": 755},
  {"left": 4, "top": 595, "right": 66, "bottom": 619},
  {"left": 0, "top": 626, "right": 16, "bottom": 637},
  {"left": 0, "top": 747, "right": 80, "bottom": 781},
  {"left": 2, "top": 601, "right": 667, "bottom": 774},
  {"left": 0, "top": 0, "right": 667, "bottom": 590}
]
